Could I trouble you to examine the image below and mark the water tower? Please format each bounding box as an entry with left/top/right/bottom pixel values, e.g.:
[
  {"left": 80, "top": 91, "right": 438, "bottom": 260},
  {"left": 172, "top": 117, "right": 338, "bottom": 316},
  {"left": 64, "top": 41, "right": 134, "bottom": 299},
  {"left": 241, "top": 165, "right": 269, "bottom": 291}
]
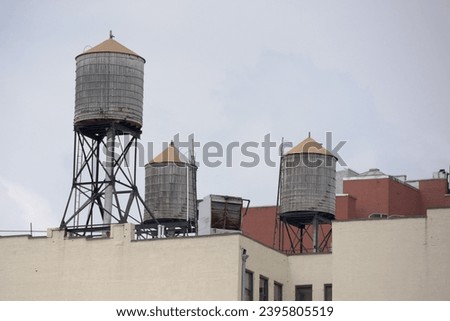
[
  {"left": 274, "top": 135, "right": 337, "bottom": 253},
  {"left": 60, "top": 33, "right": 158, "bottom": 236},
  {"left": 136, "top": 142, "right": 198, "bottom": 238}
]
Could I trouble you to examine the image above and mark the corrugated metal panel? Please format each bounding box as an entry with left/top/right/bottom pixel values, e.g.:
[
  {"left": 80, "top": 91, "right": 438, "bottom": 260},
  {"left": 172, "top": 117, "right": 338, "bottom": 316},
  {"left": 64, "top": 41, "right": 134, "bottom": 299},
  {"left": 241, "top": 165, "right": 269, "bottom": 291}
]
[
  {"left": 74, "top": 52, "right": 145, "bottom": 129},
  {"left": 280, "top": 153, "right": 336, "bottom": 216},
  {"left": 210, "top": 195, "right": 243, "bottom": 230},
  {"left": 144, "top": 162, "right": 197, "bottom": 222}
]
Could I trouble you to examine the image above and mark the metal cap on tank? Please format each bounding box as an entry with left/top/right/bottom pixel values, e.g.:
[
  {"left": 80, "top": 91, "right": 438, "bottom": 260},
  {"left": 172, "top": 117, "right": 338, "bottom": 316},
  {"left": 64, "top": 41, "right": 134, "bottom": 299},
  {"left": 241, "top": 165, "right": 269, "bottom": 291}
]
[
  {"left": 279, "top": 135, "right": 337, "bottom": 223},
  {"left": 144, "top": 142, "right": 197, "bottom": 223},
  {"left": 74, "top": 33, "right": 145, "bottom": 133},
  {"left": 286, "top": 136, "right": 336, "bottom": 157},
  {"left": 149, "top": 141, "right": 189, "bottom": 165}
]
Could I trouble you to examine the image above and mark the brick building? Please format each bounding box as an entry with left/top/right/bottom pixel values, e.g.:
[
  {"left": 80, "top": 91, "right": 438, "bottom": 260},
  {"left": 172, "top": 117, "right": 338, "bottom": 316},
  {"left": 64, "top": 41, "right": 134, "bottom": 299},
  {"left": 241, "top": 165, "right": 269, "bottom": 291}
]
[{"left": 242, "top": 168, "right": 450, "bottom": 252}]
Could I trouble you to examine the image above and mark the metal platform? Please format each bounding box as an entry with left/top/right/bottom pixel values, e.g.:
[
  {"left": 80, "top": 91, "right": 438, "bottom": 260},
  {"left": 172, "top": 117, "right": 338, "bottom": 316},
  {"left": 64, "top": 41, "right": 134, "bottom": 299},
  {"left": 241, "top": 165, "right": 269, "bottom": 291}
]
[{"left": 279, "top": 211, "right": 334, "bottom": 227}]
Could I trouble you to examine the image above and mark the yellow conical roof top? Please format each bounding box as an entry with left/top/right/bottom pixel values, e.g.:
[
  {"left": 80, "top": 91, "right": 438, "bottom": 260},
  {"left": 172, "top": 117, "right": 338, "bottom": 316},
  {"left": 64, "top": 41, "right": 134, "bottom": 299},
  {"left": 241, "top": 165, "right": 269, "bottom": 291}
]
[
  {"left": 76, "top": 36, "right": 144, "bottom": 61},
  {"left": 286, "top": 136, "right": 335, "bottom": 158},
  {"left": 150, "top": 142, "right": 188, "bottom": 164}
]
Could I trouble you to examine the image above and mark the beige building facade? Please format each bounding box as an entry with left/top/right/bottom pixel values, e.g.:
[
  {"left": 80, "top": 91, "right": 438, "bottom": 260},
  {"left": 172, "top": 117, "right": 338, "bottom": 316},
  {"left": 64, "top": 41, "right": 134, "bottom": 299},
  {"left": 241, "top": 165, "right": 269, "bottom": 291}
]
[{"left": 1, "top": 209, "right": 449, "bottom": 300}]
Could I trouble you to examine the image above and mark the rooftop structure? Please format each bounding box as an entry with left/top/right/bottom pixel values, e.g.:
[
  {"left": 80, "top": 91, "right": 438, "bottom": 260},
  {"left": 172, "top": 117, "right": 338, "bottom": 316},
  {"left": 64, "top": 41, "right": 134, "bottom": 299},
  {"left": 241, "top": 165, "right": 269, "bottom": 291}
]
[
  {"left": 275, "top": 136, "right": 337, "bottom": 253},
  {"left": 143, "top": 142, "right": 197, "bottom": 237}
]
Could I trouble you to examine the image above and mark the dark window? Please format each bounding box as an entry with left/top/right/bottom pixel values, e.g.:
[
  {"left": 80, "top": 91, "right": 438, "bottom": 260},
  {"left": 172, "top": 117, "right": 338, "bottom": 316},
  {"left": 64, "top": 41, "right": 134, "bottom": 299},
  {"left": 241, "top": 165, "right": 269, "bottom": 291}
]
[
  {"left": 244, "top": 270, "right": 253, "bottom": 301},
  {"left": 259, "top": 276, "right": 269, "bottom": 301},
  {"left": 295, "top": 285, "right": 313, "bottom": 301},
  {"left": 324, "top": 284, "right": 332, "bottom": 301},
  {"left": 274, "top": 282, "right": 283, "bottom": 301}
]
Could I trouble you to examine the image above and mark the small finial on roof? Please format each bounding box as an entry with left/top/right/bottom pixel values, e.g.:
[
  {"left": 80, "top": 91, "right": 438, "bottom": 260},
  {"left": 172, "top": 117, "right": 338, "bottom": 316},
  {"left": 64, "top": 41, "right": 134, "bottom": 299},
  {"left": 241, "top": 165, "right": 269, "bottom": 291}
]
[
  {"left": 109, "top": 30, "right": 115, "bottom": 39},
  {"left": 170, "top": 140, "right": 174, "bottom": 147},
  {"left": 308, "top": 131, "right": 311, "bottom": 138}
]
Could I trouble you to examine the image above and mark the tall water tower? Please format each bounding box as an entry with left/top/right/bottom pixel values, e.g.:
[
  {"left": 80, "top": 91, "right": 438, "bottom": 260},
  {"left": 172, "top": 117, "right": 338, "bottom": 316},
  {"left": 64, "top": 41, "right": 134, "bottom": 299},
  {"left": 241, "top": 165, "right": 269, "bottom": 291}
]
[
  {"left": 60, "top": 33, "right": 158, "bottom": 236},
  {"left": 274, "top": 135, "right": 337, "bottom": 253}
]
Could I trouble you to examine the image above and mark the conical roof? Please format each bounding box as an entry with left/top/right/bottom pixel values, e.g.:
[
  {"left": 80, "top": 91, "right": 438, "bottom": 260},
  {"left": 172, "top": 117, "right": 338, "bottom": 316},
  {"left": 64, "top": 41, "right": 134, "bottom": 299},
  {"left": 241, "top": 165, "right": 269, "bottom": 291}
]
[
  {"left": 150, "top": 142, "right": 188, "bottom": 164},
  {"left": 286, "top": 136, "right": 336, "bottom": 158},
  {"left": 76, "top": 37, "right": 145, "bottom": 61}
]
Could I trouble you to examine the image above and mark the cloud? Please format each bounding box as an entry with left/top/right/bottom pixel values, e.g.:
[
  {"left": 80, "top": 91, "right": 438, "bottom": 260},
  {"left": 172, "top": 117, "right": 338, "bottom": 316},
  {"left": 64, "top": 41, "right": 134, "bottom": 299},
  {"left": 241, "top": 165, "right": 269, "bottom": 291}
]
[{"left": 0, "top": 177, "right": 55, "bottom": 232}]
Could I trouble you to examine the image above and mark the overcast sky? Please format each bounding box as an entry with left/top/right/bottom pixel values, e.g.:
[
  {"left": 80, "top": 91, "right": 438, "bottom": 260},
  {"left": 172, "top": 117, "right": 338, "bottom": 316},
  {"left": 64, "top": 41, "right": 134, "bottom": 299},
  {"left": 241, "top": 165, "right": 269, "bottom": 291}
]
[{"left": 1, "top": 0, "right": 449, "bottom": 232}]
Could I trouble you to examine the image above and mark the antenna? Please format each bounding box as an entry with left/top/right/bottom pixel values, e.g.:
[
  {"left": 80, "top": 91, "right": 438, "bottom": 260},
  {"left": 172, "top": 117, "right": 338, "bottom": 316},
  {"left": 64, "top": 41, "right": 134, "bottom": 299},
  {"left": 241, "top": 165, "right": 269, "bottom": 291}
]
[
  {"left": 109, "top": 30, "right": 115, "bottom": 39},
  {"left": 189, "top": 135, "right": 195, "bottom": 165}
]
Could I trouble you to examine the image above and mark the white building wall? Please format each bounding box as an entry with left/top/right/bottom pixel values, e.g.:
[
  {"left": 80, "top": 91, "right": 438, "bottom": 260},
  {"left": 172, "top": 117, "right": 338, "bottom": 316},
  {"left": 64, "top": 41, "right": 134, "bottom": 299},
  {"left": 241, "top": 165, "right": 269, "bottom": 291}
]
[
  {"left": 332, "top": 209, "right": 450, "bottom": 300},
  {"left": 288, "top": 254, "right": 332, "bottom": 301},
  {"left": 424, "top": 209, "right": 450, "bottom": 300},
  {"left": 0, "top": 224, "right": 241, "bottom": 300},
  {"left": 197, "top": 195, "right": 212, "bottom": 236},
  {"left": 1, "top": 209, "right": 450, "bottom": 300},
  {"left": 240, "top": 236, "right": 289, "bottom": 300}
]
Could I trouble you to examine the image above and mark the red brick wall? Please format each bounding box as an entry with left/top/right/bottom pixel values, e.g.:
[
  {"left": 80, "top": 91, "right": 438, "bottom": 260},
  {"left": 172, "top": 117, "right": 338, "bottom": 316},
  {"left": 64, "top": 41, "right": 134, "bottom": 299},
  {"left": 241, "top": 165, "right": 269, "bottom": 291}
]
[
  {"left": 343, "top": 179, "right": 390, "bottom": 219},
  {"left": 342, "top": 178, "right": 424, "bottom": 218},
  {"left": 241, "top": 206, "right": 277, "bottom": 248},
  {"left": 336, "top": 194, "right": 356, "bottom": 220},
  {"left": 388, "top": 179, "right": 423, "bottom": 216},
  {"left": 241, "top": 206, "right": 333, "bottom": 253},
  {"left": 419, "top": 179, "right": 450, "bottom": 209}
]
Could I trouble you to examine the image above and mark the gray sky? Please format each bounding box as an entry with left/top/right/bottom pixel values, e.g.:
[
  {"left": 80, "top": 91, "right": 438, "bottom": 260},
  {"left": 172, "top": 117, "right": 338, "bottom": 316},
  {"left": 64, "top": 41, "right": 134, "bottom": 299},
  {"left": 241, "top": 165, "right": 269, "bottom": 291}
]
[{"left": 1, "top": 0, "right": 449, "bottom": 231}]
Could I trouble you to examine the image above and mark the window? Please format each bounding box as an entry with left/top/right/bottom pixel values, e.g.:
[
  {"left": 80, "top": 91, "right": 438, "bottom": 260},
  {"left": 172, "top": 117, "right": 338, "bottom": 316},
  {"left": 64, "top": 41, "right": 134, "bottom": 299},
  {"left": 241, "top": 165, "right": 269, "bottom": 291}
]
[
  {"left": 324, "top": 284, "right": 332, "bottom": 301},
  {"left": 274, "top": 282, "right": 283, "bottom": 301},
  {"left": 244, "top": 270, "right": 253, "bottom": 301},
  {"left": 295, "top": 285, "right": 313, "bottom": 301},
  {"left": 259, "top": 276, "right": 268, "bottom": 301}
]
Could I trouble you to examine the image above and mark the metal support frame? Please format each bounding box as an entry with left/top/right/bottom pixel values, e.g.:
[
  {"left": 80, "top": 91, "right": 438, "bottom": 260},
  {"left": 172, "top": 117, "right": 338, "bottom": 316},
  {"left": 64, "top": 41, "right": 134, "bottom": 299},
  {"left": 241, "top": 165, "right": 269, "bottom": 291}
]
[
  {"left": 60, "top": 126, "right": 158, "bottom": 237},
  {"left": 134, "top": 219, "right": 196, "bottom": 239},
  {"left": 275, "top": 214, "right": 333, "bottom": 254}
]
